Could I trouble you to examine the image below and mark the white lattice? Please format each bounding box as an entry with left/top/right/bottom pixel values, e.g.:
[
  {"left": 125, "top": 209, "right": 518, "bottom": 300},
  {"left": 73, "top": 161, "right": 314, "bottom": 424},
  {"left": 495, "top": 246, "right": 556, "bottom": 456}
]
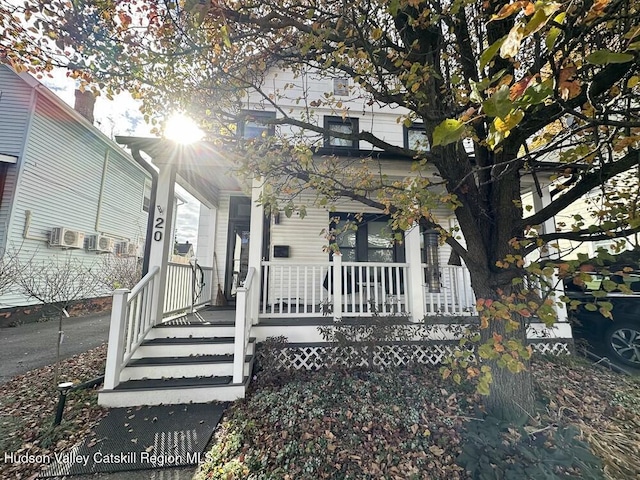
[
  {"left": 531, "top": 341, "right": 571, "bottom": 356},
  {"left": 260, "top": 340, "right": 572, "bottom": 371}
]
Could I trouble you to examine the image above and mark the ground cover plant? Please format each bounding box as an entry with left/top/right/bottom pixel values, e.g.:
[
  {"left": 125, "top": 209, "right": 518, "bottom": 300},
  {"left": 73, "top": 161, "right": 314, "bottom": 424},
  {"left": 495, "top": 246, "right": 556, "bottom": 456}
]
[
  {"left": 195, "top": 357, "right": 640, "bottom": 480},
  {"left": 0, "top": 344, "right": 107, "bottom": 480}
]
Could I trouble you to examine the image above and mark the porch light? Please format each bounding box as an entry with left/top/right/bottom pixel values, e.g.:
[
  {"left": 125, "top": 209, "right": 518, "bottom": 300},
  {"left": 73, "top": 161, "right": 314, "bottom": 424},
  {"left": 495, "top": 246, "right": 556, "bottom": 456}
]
[{"left": 164, "top": 113, "right": 205, "bottom": 144}]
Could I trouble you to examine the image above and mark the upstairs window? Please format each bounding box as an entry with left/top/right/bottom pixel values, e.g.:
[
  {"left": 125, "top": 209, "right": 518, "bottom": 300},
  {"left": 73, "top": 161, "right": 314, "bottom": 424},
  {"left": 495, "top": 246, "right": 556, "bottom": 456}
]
[
  {"left": 404, "top": 124, "right": 430, "bottom": 151},
  {"left": 324, "top": 116, "right": 359, "bottom": 148},
  {"left": 239, "top": 111, "right": 276, "bottom": 139},
  {"left": 333, "top": 78, "right": 349, "bottom": 96}
]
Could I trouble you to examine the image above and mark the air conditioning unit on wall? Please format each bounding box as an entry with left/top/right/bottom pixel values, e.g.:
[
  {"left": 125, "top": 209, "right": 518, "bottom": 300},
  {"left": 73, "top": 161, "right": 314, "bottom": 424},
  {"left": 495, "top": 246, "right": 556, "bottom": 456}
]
[
  {"left": 116, "top": 241, "right": 138, "bottom": 257},
  {"left": 86, "top": 234, "right": 114, "bottom": 253},
  {"left": 50, "top": 227, "right": 85, "bottom": 249}
]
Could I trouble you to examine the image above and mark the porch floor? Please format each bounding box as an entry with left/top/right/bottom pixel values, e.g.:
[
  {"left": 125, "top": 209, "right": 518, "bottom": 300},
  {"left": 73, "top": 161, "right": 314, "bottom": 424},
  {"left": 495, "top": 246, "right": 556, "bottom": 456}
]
[{"left": 176, "top": 308, "right": 416, "bottom": 327}]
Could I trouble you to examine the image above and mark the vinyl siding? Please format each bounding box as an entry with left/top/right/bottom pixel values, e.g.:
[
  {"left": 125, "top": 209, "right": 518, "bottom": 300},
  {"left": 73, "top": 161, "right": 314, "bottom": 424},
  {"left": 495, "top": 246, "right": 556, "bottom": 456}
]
[
  {"left": 0, "top": 66, "right": 34, "bottom": 250},
  {"left": 0, "top": 88, "right": 150, "bottom": 308}
]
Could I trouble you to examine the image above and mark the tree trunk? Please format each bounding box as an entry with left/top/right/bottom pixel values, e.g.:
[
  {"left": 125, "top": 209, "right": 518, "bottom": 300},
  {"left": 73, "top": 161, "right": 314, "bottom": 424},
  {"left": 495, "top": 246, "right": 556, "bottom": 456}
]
[{"left": 469, "top": 270, "right": 536, "bottom": 421}]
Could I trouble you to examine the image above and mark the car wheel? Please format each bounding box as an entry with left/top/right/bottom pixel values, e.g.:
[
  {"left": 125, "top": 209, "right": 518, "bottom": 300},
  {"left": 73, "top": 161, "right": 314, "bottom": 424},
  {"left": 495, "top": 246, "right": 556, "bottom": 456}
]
[{"left": 605, "top": 321, "right": 640, "bottom": 367}]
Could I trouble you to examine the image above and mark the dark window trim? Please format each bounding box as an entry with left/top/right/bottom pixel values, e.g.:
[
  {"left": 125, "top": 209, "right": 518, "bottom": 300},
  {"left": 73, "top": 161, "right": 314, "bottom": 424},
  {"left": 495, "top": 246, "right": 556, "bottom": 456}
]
[
  {"left": 238, "top": 110, "right": 276, "bottom": 139},
  {"left": 323, "top": 116, "right": 359, "bottom": 148},
  {"left": 329, "top": 212, "right": 405, "bottom": 263},
  {"left": 403, "top": 123, "right": 430, "bottom": 151}
]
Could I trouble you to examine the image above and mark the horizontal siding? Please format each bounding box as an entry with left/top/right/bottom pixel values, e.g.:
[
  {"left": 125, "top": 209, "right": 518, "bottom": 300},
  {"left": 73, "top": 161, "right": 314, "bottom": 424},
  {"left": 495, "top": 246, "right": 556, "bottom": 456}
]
[
  {"left": 246, "top": 68, "right": 413, "bottom": 150},
  {"left": 214, "top": 194, "right": 231, "bottom": 292},
  {"left": 0, "top": 67, "right": 33, "bottom": 251},
  {"left": 0, "top": 90, "right": 150, "bottom": 308},
  {"left": 0, "top": 66, "right": 32, "bottom": 157}
]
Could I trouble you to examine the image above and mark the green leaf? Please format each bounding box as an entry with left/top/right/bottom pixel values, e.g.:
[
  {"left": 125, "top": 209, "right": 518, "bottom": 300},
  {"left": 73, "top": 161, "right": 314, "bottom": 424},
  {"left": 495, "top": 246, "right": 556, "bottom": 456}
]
[
  {"left": 584, "top": 303, "right": 598, "bottom": 311},
  {"left": 432, "top": 119, "right": 464, "bottom": 147},
  {"left": 545, "top": 12, "right": 566, "bottom": 50},
  {"left": 586, "top": 50, "right": 634, "bottom": 65},
  {"left": 480, "top": 36, "right": 505, "bottom": 70},
  {"left": 482, "top": 85, "right": 513, "bottom": 119}
]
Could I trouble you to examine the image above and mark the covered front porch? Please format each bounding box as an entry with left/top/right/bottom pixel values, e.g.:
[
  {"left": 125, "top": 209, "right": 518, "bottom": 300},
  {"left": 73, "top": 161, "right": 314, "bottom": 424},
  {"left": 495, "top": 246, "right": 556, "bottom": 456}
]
[{"left": 97, "top": 138, "right": 572, "bottom": 407}]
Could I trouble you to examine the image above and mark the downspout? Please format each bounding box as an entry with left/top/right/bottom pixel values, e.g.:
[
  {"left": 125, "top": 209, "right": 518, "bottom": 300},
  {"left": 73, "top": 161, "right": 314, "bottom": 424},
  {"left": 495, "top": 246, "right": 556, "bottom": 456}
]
[
  {"left": 94, "top": 149, "right": 109, "bottom": 232},
  {"left": 130, "top": 147, "right": 157, "bottom": 276}
]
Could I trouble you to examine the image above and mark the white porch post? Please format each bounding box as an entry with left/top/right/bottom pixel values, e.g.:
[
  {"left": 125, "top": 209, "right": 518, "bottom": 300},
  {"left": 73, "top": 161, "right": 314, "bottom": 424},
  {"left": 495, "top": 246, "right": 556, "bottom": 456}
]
[
  {"left": 247, "top": 178, "right": 264, "bottom": 324},
  {"left": 332, "top": 253, "right": 343, "bottom": 320},
  {"left": 532, "top": 185, "right": 568, "bottom": 322},
  {"left": 148, "top": 160, "right": 177, "bottom": 325},
  {"left": 197, "top": 204, "right": 218, "bottom": 302},
  {"left": 406, "top": 224, "right": 425, "bottom": 322}
]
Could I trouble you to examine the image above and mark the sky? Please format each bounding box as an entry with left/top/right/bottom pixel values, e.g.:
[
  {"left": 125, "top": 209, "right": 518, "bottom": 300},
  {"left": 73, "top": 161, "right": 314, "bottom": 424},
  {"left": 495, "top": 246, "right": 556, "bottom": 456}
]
[{"left": 40, "top": 70, "right": 202, "bottom": 252}]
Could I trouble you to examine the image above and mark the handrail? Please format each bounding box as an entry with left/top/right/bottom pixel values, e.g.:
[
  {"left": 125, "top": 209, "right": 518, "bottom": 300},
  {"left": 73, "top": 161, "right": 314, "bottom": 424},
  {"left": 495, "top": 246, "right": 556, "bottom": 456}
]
[
  {"left": 103, "top": 266, "right": 160, "bottom": 390},
  {"left": 232, "top": 267, "right": 256, "bottom": 384}
]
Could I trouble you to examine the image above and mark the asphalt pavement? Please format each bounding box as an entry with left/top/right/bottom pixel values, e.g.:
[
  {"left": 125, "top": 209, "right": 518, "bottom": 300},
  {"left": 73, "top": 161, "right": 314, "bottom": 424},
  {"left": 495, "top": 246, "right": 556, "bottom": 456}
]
[{"left": 0, "top": 312, "right": 111, "bottom": 384}]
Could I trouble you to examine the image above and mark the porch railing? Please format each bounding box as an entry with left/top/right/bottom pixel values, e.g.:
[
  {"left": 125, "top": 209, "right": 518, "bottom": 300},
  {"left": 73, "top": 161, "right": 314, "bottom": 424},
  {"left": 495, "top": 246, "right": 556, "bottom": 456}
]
[
  {"left": 260, "top": 261, "right": 332, "bottom": 316},
  {"left": 163, "top": 261, "right": 211, "bottom": 316},
  {"left": 424, "top": 264, "right": 476, "bottom": 315},
  {"left": 233, "top": 266, "right": 256, "bottom": 383},
  {"left": 259, "top": 259, "right": 409, "bottom": 317},
  {"left": 104, "top": 266, "right": 159, "bottom": 390}
]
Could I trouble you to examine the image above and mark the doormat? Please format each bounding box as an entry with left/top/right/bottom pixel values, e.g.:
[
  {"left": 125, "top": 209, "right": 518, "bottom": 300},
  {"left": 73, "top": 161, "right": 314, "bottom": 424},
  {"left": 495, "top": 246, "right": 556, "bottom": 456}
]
[{"left": 40, "top": 403, "right": 227, "bottom": 478}]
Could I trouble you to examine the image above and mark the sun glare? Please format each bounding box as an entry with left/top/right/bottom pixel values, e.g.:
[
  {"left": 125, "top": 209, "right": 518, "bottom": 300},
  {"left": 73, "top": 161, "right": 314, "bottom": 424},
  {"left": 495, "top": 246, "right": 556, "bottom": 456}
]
[{"left": 164, "top": 113, "right": 204, "bottom": 144}]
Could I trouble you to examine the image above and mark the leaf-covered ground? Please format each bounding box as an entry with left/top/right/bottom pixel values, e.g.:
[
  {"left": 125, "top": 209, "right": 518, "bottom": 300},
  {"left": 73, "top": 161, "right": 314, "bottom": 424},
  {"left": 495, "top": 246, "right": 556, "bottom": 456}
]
[
  {"left": 2, "top": 347, "right": 639, "bottom": 480},
  {"left": 0, "top": 344, "right": 108, "bottom": 480},
  {"left": 195, "top": 358, "right": 640, "bottom": 480}
]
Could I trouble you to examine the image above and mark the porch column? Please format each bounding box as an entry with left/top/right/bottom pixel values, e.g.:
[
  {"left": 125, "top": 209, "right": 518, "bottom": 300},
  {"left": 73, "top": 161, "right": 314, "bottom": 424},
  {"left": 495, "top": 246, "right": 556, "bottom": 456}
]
[
  {"left": 197, "top": 204, "right": 218, "bottom": 302},
  {"left": 532, "top": 185, "right": 568, "bottom": 322},
  {"left": 148, "top": 160, "right": 177, "bottom": 325},
  {"left": 247, "top": 178, "right": 264, "bottom": 324},
  {"left": 405, "top": 224, "right": 425, "bottom": 322}
]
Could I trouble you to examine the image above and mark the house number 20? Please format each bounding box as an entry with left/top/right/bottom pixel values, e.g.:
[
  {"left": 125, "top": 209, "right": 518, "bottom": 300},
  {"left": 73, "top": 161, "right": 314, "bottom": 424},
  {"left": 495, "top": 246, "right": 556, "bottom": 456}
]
[{"left": 154, "top": 217, "right": 164, "bottom": 241}]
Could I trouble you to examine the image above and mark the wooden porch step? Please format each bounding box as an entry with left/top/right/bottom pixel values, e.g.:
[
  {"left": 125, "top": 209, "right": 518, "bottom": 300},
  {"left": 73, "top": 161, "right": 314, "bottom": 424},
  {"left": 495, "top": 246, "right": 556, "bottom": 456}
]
[
  {"left": 147, "top": 323, "right": 236, "bottom": 339},
  {"left": 98, "top": 376, "right": 250, "bottom": 407},
  {"left": 133, "top": 337, "right": 255, "bottom": 358},
  {"left": 121, "top": 354, "right": 253, "bottom": 380}
]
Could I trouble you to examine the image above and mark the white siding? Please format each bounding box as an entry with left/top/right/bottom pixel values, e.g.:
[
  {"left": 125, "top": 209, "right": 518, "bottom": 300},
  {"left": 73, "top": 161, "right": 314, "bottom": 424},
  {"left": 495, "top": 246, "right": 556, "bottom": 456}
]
[
  {"left": 245, "top": 68, "right": 410, "bottom": 150},
  {"left": 0, "top": 88, "right": 150, "bottom": 308},
  {"left": 0, "top": 66, "right": 35, "bottom": 250}
]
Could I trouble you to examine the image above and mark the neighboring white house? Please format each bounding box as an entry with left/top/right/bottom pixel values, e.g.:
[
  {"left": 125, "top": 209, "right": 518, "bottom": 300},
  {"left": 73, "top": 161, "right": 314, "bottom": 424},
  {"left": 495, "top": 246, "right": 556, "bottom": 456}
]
[
  {"left": 0, "top": 64, "right": 153, "bottom": 311},
  {"left": 97, "top": 67, "right": 574, "bottom": 407}
]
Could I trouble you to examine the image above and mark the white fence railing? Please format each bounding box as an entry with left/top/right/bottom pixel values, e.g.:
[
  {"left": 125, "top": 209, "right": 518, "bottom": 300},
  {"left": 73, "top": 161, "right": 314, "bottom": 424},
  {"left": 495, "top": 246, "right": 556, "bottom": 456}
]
[
  {"left": 233, "top": 267, "right": 256, "bottom": 383},
  {"left": 340, "top": 260, "right": 409, "bottom": 315},
  {"left": 163, "top": 261, "right": 211, "bottom": 316},
  {"left": 104, "top": 266, "right": 159, "bottom": 390},
  {"left": 424, "top": 264, "right": 476, "bottom": 315},
  {"left": 260, "top": 261, "right": 332, "bottom": 316},
  {"left": 260, "top": 259, "right": 409, "bottom": 317}
]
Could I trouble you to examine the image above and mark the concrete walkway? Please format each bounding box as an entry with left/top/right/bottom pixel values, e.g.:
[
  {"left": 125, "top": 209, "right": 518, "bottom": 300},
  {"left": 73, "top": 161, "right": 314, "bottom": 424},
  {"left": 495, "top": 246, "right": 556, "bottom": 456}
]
[{"left": 0, "top": 311, "right": 111, "bottom": 383}]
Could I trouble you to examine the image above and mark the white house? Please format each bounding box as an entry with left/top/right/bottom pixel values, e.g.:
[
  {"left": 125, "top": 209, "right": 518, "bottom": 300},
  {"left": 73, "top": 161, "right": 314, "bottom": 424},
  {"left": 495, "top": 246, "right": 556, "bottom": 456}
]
[
  {"left": 0, "top": 65, "right": 154, "bottom": 314},
  {"left": 98, "top": 69, "right": 573, "bottom": 407}
]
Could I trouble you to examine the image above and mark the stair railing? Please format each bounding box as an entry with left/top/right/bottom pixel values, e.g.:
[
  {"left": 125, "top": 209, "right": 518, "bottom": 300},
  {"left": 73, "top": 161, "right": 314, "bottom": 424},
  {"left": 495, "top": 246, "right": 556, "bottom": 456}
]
[
  {"left": 232, "top": 266, "right": 256, "bottom": 383},
  {"left": 103, "top": 266, "right": 160, "bottom": 390}
]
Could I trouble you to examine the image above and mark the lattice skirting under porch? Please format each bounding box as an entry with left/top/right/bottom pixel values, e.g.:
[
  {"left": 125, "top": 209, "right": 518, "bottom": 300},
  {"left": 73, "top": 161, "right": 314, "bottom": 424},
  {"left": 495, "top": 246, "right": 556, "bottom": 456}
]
[{"left": 257, "top": 340, "right": 573, "bottom": 371}]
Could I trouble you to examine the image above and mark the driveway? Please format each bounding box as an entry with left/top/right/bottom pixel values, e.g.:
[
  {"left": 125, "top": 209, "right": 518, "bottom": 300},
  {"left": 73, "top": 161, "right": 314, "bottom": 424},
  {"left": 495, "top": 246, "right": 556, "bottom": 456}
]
[{"left": 0, "top": 312, "right": 111, "bottom": 384}]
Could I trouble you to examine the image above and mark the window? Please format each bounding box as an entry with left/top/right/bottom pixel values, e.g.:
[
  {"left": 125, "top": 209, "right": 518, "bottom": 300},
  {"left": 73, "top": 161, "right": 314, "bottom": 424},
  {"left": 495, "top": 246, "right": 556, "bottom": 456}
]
[
  {"left": 142, "top": 178, "right": 152, "bottom": 213},
  {"left": 324, "top": 116, "right": 359, "bottom": 148},
  {"left": 333, "top": 78, "right": 349, "bottom": 96},
  {"left": 239, "top": 111, "right": 276, "bottom": 139},
  {"left": 404, "top": 124, "right": 430, "bottom": 151},
  {"left": 331, "top": 213, "right": 404, "bottom": 262},
  {"left": 421, "top": 228, "right": 440, "bottom": 292}
]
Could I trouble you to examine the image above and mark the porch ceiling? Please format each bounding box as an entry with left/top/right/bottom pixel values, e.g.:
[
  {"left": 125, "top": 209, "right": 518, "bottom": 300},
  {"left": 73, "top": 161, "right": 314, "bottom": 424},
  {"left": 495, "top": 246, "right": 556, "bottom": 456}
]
[{"left": 116, "top": 136, "right": 243, "bottom": 208}]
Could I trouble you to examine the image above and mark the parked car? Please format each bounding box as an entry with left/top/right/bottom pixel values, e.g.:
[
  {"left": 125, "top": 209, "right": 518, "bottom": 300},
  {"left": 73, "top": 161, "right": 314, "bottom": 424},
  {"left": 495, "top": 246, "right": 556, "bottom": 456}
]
[{"left": 566, "top": 271, "right": 640, "bottom": 367}]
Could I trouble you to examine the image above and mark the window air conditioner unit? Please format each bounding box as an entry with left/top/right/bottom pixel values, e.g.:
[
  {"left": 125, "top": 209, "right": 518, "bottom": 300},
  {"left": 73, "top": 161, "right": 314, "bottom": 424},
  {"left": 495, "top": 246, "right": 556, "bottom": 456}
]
[
  {"left": 50, "top": 227, "right": 85, "bottom": 249},
  {"left": 116, "top": 241, "right": 138, "bottom": 257},
  {"left": 86, "top": 234, "right": 114, "bottom": 253}
]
